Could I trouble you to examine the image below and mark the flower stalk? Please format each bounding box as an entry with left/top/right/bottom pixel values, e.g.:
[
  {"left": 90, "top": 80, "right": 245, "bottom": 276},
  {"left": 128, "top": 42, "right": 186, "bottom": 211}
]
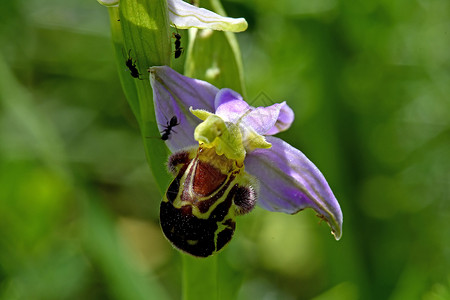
[
  {"left": 109, "top": 0, "right": 173, "bottom": 191},
  {"left": 182, "top": 255, "right": 218, "bottom": 300},
  {"left": 101, "top": 0, "right": 251, "bottom": 298}
]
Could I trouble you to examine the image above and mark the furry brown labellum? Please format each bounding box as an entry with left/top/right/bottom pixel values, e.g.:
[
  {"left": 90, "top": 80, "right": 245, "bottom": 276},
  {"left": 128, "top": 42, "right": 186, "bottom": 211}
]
[{"left": 160, "top": 146, "right": 258, "bottom": 257}]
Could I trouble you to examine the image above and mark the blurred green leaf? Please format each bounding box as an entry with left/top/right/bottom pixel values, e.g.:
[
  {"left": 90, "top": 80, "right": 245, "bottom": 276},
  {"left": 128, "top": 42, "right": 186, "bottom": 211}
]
[
  {"left": 185, "top": 0, "right": 246, "bottom": 97},
  {"left": 1, "top": 0, "right": 450, "bottom": 299},
  {"left": 82, "top": 193, "right": 170, "bottom": 300},
  {"left": 182, "top": 255, "right": 217, "bottom": 300}
]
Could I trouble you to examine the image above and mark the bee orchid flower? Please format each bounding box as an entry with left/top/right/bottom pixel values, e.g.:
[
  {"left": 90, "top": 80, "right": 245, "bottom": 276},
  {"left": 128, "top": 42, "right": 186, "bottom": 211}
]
[{"left": 149, "top": 66, "right": 343, "bottom": 257}]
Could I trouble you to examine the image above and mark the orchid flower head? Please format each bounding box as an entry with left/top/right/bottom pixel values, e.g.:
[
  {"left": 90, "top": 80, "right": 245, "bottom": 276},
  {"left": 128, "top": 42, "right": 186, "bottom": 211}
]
[{"left": 149, "top": 66, "right": 343, "bottom": 257}]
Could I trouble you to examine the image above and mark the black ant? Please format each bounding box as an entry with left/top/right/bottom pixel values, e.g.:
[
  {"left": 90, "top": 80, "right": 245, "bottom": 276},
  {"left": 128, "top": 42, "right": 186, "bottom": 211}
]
[
  {"left": 160, "top": 116, "right": 180, "bottom": 140},
  {"left": 172, "top": 27, "right": 184, "bottom": 59},
  {"left": 123, "top": 49, "right": 142, "bottom": 79}
]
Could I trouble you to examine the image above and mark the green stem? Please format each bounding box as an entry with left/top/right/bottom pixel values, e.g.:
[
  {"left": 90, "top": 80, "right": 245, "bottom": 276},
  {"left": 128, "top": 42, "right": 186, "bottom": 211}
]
[
  {"left": 182, "top": 254, "right": 218, "bottom": 300},
  {"left": 182, "top": 1, "right": 246, "bottom": 300},
  {"left": 111, "top": 0, "right": 172, "bottom": 192}
]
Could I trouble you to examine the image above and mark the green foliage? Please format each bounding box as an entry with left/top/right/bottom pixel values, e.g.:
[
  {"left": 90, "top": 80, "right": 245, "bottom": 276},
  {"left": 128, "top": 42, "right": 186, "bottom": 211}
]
[
  {"left": 1, "top": 0, "right": 449, "bottom": 299},
  {"left": 185, "top": 0, "right": 246, "bottom": 96}
]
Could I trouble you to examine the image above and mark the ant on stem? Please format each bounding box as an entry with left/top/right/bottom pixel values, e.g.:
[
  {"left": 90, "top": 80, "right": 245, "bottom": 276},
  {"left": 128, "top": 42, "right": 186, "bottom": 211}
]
[
  {"left": 172, "top": 27, "right": 184, "bottom": 59},
  {"left": 123, "top": 49, "right": 142, "bottom": 79}
]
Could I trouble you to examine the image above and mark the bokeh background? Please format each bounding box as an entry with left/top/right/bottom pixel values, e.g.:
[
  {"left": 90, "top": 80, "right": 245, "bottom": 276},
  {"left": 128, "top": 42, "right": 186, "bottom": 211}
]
[{"left": 1, "top": 0, "right": 449, "bottom": 299}]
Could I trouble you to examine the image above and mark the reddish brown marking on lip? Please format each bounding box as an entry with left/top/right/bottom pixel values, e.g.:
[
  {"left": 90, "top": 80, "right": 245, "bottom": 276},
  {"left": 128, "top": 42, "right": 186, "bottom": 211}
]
[
  {"left": 193, "top": 160, "right": 227, "bottom": 196},
  {"left": 196, "top": 174, "right": 235, "bottom": 214},
  {"left": 180, "top": 205, "right": 192, "bottom": 216}
]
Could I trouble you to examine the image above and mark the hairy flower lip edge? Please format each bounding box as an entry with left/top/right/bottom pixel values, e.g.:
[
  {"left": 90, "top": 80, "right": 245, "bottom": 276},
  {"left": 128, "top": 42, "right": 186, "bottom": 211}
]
[{"left": 149, "top": 66, "right": 343, "bottom": 240}]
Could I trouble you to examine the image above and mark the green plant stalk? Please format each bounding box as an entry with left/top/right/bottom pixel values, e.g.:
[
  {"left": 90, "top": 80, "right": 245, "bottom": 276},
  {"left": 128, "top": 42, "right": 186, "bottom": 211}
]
[
  {"left": 182, "top": 254, "right": 218, "bottom": 300},
  {"left": 110, "top": 0, "right": 172, "bottom": 192},
  {"left": 182, "top": 1, "right": 246, "bottom": 300},
  {"left": 108, "top": 7, "right": 141, "bottom": 126}
]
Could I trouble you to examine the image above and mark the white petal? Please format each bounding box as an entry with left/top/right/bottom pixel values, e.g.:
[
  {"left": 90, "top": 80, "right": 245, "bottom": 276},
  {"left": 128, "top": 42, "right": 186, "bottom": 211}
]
[
  {"left": 96, "top": 0, "right": 119, "bottom": 7},
  {"left": 167, "top": 0, "right": 248, "bottom": 32}
]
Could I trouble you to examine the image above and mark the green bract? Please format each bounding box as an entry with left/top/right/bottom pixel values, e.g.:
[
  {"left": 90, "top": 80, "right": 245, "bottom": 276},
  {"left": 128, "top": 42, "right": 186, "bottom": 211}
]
[{"left": 114, "top": 0, "right": 173, "bottom": 192}]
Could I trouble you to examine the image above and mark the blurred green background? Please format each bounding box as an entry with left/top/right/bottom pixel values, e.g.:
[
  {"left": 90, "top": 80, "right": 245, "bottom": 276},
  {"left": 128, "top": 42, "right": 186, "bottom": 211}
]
[{"left": 1, "top": 0, "right": 449, "bottom": 299}]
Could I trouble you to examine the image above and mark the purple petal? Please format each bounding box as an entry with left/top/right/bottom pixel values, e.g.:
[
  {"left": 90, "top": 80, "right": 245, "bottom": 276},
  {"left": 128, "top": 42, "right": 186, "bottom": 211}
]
[
  {"left": 214, "top": 89, "right": 294, "bottom": 135},
  {"left": 214, "top": 89, "right": 293, "bottom": 136},
  {"left": 149, "top": 66, "right": 219, "bottom": 152},
  {"left": 152, "top": 83, "right": 196, "bottom": 151},
  {"left": 265, "top": 102, "right": 294, "bottom": 135},
  {"left": 214, "top": 89, "right": 250, "bottom": 123},
  {"left": 245, "top": 136, "right": 343, "bottom": 240},
  {"left": 241, "top": 102, "right": 286, "bottom": 135}
]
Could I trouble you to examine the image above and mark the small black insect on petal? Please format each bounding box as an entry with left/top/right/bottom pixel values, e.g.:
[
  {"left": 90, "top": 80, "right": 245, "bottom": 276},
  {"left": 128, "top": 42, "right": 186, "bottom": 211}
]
[{"left": 160, "top": 116, "right": 180, "bottom": 140}]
